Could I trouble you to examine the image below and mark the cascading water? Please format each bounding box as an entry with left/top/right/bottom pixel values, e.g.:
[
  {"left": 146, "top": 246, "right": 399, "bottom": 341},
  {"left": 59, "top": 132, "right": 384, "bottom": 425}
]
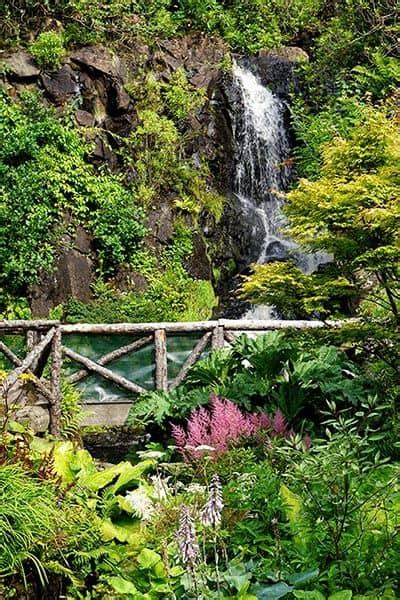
[
  {"left": 229, "top": 60, "right": 328, "bottom": 317},
  {"left": 231, "top": 61, "right": 294, "bottom": 265}
]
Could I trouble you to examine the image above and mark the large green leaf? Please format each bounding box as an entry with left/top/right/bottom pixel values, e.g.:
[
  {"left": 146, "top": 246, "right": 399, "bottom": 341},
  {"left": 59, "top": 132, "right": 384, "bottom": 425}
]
[
  {"left": 111, "top": 460, "right": 155, "bottom": 493},
  {"left": 109, "top": 576, "right": 138, "bottom": 594},
  {"left": 101, "top": 516, "right": 143, "bottom": 546},
  {"left": 252, "top": 582, "right": 294, "bottom": 599},
  {"left": 52, "top": 441, "right": 79, "bottom": 484},
  {"left": 287, "top": 570, "right": 320, "bottom": 586},
  {"left": 78, "top": 459, "right": 154, "bottom": 492},
  {"left": 294, "top": 591, "right": 325, "bottom": 600},
  {"left": 137, "top": 548, "right": 161, "bottom": 570}
]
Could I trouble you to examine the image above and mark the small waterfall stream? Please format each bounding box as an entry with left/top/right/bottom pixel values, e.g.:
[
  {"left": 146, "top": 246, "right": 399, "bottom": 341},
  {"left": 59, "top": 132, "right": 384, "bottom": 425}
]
[{"left": 229, "top": 60, "right": 327, "bottom": 317}]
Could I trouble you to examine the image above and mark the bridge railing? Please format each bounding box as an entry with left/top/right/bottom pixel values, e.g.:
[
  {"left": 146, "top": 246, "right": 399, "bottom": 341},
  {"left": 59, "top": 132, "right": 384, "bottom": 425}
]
[{"left": 0, "top": 318, "right": 349, "bottom": 435}]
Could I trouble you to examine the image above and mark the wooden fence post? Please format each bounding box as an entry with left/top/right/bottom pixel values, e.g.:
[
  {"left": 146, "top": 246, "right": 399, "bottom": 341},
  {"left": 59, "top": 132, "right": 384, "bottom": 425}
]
[
  {"left": 211, "top": 325, "right": 225, "bottom": 349},
  {"left": 50, "top": 327, "right": 62, "bottom": 437},
  {"left": 154, "top": 329, "right": 168, "bottom": 391}
]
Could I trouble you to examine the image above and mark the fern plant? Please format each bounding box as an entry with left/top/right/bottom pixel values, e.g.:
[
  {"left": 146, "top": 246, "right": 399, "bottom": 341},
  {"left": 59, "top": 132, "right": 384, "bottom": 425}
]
[{"left": 60, "top": 380, "right": 86, "bottom": 439}]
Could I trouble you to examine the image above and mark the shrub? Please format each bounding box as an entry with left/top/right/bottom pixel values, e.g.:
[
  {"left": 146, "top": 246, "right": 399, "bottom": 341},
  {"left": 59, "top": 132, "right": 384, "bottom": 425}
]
[
  {"left": 0, "top": 91, "right": 146, "bottom": 292},
  {"left": 163, "top": 67, "right": 206, "bottom": 121},
  {"left": 279, "top": 404, "right": 400, "bottom": 592},
  {"left": 29, "top": 31, "right": 65, "bottom": 70}
]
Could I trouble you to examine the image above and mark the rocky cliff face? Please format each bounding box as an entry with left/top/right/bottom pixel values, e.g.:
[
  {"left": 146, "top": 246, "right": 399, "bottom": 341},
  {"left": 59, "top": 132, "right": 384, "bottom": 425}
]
[
  {"left": 2, "top": 39, "right": 306, "bottom": 317},
  {"left": 2, "top": 34, "right": 227, "bottom": 316}
]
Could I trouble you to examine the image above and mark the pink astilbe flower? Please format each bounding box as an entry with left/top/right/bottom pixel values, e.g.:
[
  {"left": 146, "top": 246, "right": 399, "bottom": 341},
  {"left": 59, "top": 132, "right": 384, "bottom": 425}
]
[
  {"left": 187, "top": 406, "right": 210, "bottom": 448},
  {"left": 171, "top": 424, "right": 186, "bottom": 449},
  {"left": 272, "top": 409, "right": 288, "bottom": 436},
  {"left": 171, "top": 395, "right": 305, "bottom": 462}
]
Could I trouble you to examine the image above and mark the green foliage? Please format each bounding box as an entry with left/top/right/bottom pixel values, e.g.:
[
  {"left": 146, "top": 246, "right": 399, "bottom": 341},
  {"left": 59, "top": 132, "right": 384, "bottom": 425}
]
[
  {"left": 291, "top": 96, "right": 365, "bottom": 180},
  {"left": 67, "top": 273, "right": 216, "bottom": 323},
  {"left": 128, "top": 331, "right": 374, "bottom": 428},
  {"left": 126, "top": 386, "right": 210, "bottom": 428},
  {"left": 278, "top": 403, "right": 400, "bottom": 591},
  {"left": 29, "top": 31, "right": 65, "bottom": 69},
  {"left": 123, "top": 72, "right": 223, "bottom": 221},
  {"left": 0, "top": 292, "right": 31, "bottom": 320},
  {"left": 2, "top": 0, "right": 398, "bottom": 64},
  {"left": 296, "top": 1, "right": 398, "bottom": 104},
  {"left": 2, "top": 0, "right": 322, "bottom": 53},
  {"left": 240, "top": 262, "right": 356, "bottom": 319},
  {"left": 0, "top": 91, "right": 146, "bottom": 292},
  {"left": 352, "top": 51, "right": 400, "bottom": 99},
  {"left": 163, "top": 67, "right": 206, "bottom": 121},
  {"left": 2, "top": 389, "right": 400, "bottom": 597},
  {"left": 66, "top": 222, "right": 216, "bottom": 323}
]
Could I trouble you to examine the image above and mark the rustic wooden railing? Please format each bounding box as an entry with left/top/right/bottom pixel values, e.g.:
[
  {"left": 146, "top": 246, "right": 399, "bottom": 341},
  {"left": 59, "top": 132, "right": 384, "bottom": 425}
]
[{"left": 0, "top": 318, "right": 349, "bottom": 436}]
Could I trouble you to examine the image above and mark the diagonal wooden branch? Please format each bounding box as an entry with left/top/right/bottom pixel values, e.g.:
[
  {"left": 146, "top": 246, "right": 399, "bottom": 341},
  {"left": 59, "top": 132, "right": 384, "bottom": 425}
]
[
  {"left": 63, "top": 346, "right": 146, "bottom": 395},
  {"left": 169, "top": 332, "right": 212, "bottom": 391},
  {"left": 0, "top": 341, "right": 55, "bottom": 403},
  {"left": 1, "top": 328, "right": 56, "bottom": 396},
  {"left": 223, "top": 331, "right": 237, "bottom": 345},
  {"left": 68, "top": 335, "right": 153, "bottom": 384}
]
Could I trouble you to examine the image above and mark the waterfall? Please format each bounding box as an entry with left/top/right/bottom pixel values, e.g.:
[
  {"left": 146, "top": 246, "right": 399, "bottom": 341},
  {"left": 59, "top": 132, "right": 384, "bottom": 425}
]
[
  {"left": 231, "top": 61, "right": 294, "bottom": 265},
  {"left": 229, "top": 61, "right": 328, "bottom": 317}
]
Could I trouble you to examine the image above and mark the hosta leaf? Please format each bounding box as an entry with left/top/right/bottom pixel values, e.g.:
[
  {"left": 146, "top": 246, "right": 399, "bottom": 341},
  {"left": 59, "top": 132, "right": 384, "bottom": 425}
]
[
  {"left": 101, "top": 517, "right": 142, "bottom": 546},
  {"left": 137, "top": 548, "right": 161, "bottom": 570},
  {"left": 109, "top": 576, "right": 138, "bottom": 594},
  {"left": 252, "top": 582, "right": 294, "bottom": 599}
]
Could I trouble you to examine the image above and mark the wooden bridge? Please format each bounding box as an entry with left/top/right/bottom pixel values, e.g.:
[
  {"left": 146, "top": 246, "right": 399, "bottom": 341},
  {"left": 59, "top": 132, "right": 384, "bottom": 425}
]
[{"left": 0, "top": 318, "right": 349, "bottom": 434}]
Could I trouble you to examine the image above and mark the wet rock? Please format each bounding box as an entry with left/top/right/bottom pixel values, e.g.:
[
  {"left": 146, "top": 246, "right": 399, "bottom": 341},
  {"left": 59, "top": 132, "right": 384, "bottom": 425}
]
[
  {"left": 70, "top": 45, "right": 125, "bottom": 79},
  {"left": 3, "top": 50, "right": 40, "bottom": 79},
  {"left": 185, "top": 233, "right": 212, "bottom": 280},
  {"left": 146, "top": 201, "right": 175, "bottom": 246},
  {"left": 29, "top": 226, "right": 95, "bottom": 317},
  {"left": 258, "top": 46, "right": 309, "bottom": 63},
  {"left": 110, "top": 267, "right": 149, "bottom": 293},
  {"left": 41, "top": 64, "right": 79, "bottom": 104},
  {"left": 154, "top": 33, "right": 227, "bottom": 88},
  {"left": 238, "top": 46, "right": 309, "bottom": 97},
  {"left": 92, "top": 136, "right": 116, "bottom": 165},
  {"left": 75, "top": 109, "right": 95, "bottom": 127},
  {"left": 73, "top": 224, "right": 93, "bottom": 254},
  {"left": 103, "top": 113, "right": 136, "bottom": 138},
  {"left": 107, "top": 80, "right": 131, "bottom": 114},
  {"left": 83, "top": 426, "right": 150, "bottom": 463}
]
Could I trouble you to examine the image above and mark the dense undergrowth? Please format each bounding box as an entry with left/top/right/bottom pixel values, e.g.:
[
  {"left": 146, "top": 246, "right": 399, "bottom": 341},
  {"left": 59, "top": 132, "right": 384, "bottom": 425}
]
[{"left": 1, "top": 324, "right": 400, "bottom": 598}]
